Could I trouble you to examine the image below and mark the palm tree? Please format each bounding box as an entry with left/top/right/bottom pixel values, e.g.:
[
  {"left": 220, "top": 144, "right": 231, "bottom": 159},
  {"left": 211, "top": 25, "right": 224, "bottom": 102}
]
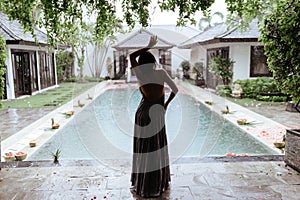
[{"left": 198, "top": 11, "right": 225, "bottom": 31}]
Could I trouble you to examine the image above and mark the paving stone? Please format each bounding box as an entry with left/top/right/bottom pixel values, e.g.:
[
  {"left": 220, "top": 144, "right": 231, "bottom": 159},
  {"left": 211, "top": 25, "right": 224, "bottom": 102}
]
[
  {"left": 230, "top": 185, "right": 282, "bottom": 199},
  {"left": 106, "top": 175, "right": 130, "bottom": 190},
  {"left": 190, "top": 185, "right": 236, "bottom": 200},
  {"left": 270, "top": 184, "right": 300, "bottom": 200}
]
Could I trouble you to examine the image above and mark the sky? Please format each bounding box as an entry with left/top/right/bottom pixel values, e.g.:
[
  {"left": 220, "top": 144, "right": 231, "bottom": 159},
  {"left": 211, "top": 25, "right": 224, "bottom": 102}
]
[
  {"left": 150, "top": 0, "right": 228, "bottom": 26},
  {"left": 116, "top": 0, "right": 228, "bottom": 28}
]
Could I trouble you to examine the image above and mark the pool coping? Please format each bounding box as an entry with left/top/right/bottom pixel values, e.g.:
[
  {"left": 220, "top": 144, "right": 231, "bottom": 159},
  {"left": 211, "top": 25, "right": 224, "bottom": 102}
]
[
  {"left": 1, "top": 80, "right": 287, "bottom": 163},
  {"left": 1, "top": 81, "right": 112, "bottom": 162},
  {"left": 0, "top": 155, "right": 284, "bottom": 168},
  {"left": 177, "top": 80, "right": 286, "bottom": 155}
]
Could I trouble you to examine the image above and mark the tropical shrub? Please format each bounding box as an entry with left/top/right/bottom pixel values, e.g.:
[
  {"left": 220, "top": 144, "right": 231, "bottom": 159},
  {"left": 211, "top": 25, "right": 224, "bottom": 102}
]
[
  {"left": 209, "top": 56, "right": 234, "bottom": 85},
  {"left": 0, "top": 34, "right": 7, "bottom": 106},
  {"left": 180, "top": 60, "right": 191, "bottom": 79},
  {"left": 234, "top": 78, "right": 286, "bottom": 101},
  {"left": 260, "top": 0, "right": 300, "bottom": 103},
  {"left": 56, "top": 50, "right": 75, "bottom": 82},
  {"left": 192, "top": 62, "right": 204, "bottom": 80},
  {"left": 216, "top": 85, "right": 232, "bottom": 97}
]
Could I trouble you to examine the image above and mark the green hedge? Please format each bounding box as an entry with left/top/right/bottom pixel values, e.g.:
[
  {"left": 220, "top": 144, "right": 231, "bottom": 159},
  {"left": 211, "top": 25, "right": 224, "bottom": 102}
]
[
  {"left": 64, "top": 76, "right": 105, "bottom": 83},
  {"left": 216, "top": 85, "right": 232, "bottom": 97},
  {"left": 233, "top": 78, "right": 286, "bottom": 102}
]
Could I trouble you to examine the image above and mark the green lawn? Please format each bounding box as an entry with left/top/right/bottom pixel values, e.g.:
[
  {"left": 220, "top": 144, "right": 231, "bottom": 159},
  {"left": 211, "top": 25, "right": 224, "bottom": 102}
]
[
  {"left": 226, "top": 96, "right": 286, "bottom": 106},
  {"left": 1, "top": 82, "right": 99, "bottom": 109},
  {"left": 185, "top": 79, "right": 286, "bottom": 106}
]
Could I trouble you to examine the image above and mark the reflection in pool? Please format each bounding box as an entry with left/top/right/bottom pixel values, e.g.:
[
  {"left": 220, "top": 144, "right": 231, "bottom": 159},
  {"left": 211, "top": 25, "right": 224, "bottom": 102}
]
[{"left": 28, "top": 87, "right": 278, "bottom": 161}]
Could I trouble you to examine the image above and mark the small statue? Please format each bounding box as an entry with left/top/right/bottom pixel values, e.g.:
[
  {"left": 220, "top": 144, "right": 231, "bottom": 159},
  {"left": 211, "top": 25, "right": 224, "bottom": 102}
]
[{"left": 231, "top": 83, "right": 243, "bottom": 98}]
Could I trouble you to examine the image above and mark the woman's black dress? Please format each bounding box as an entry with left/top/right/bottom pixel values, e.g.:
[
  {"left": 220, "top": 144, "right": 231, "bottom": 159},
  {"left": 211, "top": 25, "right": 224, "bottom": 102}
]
[{"left": 131, "top": 87, "right": 170, "bottom": 198}]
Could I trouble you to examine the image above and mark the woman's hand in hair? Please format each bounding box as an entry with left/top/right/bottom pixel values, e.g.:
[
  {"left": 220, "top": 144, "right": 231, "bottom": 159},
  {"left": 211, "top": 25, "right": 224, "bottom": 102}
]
[{"left": 147, "top": 35, "right": 158, "bottom": 48}]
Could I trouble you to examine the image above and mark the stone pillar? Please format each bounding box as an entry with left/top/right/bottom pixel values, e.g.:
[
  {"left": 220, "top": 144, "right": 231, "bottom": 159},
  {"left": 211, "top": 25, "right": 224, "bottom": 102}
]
[{"left": 284, "top": 129, "right": 300, "bottom": 172}]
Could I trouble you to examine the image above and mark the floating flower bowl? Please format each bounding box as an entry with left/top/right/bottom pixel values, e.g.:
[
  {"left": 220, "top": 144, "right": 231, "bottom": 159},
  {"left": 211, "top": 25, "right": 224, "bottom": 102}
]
[
  {"left": 237, "top": 118, "right": 247, "bottom": 125},
  {"left": 274, "top": 141, "right": 285, "bottom": 148},
  {"left": 15, "top": 152, "right": 27, "bottom": 161},
  {"left": 29, "top": 140, "right": 37, "bottom": 147},
  {"left": 65, "top": 110, "right": 74, "bottom": 116},
  {"left": 4, "top": 153, "right": 15, "bottom": 162},
  {"left": 221, "top": 109, "right": 230, "bottom": 114},
  {"left": 204, "top": 100, "right": 213, "bottom": 105},
  {"left": 52, "top": 124, "right": 60, "bottom": 129}
]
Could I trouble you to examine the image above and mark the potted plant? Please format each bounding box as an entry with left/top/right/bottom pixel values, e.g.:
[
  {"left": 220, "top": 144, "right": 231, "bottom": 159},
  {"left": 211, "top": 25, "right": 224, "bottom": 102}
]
[
  {"left": 180, "top": 60, "right": 191, "bottom": 79},
  {"left": 51, "top": 118, "right": 60, "bottom": 129},
  {"left": 52, "top": 149, "right": 61, "bottom": 164},
  {"left": 192, "top": 62, "right": 205, "bottom": 87}
]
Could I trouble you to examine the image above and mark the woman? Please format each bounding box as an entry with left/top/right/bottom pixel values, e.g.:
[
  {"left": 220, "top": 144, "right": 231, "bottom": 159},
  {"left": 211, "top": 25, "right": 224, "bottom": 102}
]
[{"left": 130, "top": 36, "right": 178, "bottom": 198}]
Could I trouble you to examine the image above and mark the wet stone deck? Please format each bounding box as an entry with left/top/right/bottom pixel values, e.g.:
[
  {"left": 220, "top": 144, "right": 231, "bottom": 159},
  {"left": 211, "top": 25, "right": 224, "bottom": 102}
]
[{"left": 1, "top": 158, "right": 300, "bottom": 200}]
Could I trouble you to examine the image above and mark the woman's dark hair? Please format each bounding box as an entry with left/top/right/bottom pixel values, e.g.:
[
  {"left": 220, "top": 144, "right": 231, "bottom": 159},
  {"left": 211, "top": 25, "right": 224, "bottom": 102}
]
[{"left": 138, "top": 51, "right": 156, "bottom": 65}]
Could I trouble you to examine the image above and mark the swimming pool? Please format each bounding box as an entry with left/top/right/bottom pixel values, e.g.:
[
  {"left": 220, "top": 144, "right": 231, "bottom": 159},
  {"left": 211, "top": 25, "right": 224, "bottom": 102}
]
[{"left": 28, "top": 86, "right": 278, "bottom": 161}]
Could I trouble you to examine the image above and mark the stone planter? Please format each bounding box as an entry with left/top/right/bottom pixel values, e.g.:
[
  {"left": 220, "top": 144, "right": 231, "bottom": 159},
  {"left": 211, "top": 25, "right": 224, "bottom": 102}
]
[
  {"left": 195, "top": 79, "right": 206, "bottom": 87},
  {"left": 286, "top": 101, "right": 300, "bottom": 112},
  {"left": 284, "top": 129, "right": 300, "bottom": 172}
]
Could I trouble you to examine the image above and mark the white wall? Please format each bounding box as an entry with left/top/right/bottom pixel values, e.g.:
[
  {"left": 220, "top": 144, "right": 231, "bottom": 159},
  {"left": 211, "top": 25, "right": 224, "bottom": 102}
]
[
  {"left": 189, "top": 41, "right": 264, "bottom": 82},
  {"left": 5, "top": 47, "right": 14, "bottom": 99},
  {"left": 171, "top": 47, "right": 191, "bottom": 73},
  {"left": 83, "top": 43, "right": 114, "bottom": 78},
  {"left": 190, "top": 47, "right": 206, "bottom": 65}
]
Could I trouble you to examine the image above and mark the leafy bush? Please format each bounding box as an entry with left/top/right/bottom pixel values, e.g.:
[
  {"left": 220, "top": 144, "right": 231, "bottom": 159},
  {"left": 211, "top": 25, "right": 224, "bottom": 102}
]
[
  {"left": 192, "top": 62, "right": 204, "bottom": 79},
  {"left": 234, "top": 78, "right": 285, "bottom": 101},
  {"left": 180, "top": 60, "right": 191, "bottom": 79},
  {"left": 56, "top": 50, "right": 75, "bottom": 82},
  {"left": 256, "top": 95, "right": 271, "bottom": 102},
  {"left": 216, "top": 85, "right": 232, "bottom": 97},
  {"left": 0, "top": 35, "right": 7, "bottom": 104},
  {"left": 260, "top": 0, "right": 300, "bottom": 103},
  {"left": 84, "top": 77, "right": 105, "bottom": 82},
  {"left": 209, "top": 56, "right": 234, "bottom": 85},
  {"left": 272, "top": 96, "right": 287, "bottom": 102},
  {"left": 64, "top": 76, "right": 79, "bottom": 82}
]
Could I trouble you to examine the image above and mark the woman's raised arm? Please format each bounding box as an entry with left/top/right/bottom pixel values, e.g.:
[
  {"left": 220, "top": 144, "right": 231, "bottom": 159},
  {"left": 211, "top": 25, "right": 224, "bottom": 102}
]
[{"left": 130, "top": 36, "right": 158, "bottom": 69}]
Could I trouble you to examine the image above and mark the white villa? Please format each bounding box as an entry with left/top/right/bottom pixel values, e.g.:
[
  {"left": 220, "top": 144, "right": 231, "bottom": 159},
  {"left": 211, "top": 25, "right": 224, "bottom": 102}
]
[
  {"left": 111, "top": 25, "right": 200, "bottom": 81},
  {"left": 0, "top": 12, "right": 58, "bottom": 99},
  {"left": 179, "top": 19, "right": 271, "bottom": 89}
]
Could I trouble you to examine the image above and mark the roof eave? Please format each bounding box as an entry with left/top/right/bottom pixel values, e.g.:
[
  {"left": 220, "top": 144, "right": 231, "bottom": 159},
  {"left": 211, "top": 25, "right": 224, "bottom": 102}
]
[
  {"left": 113, "top": 45, "right": 174, "bottom": 51},
  {"left": 218, "top": 38, "right": 259, "bottom": 42},
  {"left": 6, "top": 40, "right": 50, "bottom": 47},
  {"left": 179, "top": 37, "right": 260, "bottom": 48}
]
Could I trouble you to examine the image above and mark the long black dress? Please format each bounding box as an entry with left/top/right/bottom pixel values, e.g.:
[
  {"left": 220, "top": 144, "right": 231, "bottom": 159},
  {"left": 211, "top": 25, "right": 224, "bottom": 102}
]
[{"left": 131, "top": 86, "right": 170, "bottom": 198}]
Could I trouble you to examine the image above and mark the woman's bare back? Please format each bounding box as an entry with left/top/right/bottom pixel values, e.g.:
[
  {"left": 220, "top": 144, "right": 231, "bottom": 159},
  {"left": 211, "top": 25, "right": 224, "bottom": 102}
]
[{"left": 140, "top": 83, "right": 164, "bottom": 103}]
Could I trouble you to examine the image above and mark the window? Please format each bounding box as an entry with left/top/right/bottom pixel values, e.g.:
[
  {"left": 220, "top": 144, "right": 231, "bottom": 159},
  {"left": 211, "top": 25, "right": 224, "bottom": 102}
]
[
  {"left": 250, "top": 46, "right": 272, "bottom": 77},
  {"left": 159, "top": 49, "right": 172, "bottom": 75},
  {"left": 159, "top": 49, "right": 171, "bottom": 66},
  {"left": 207, "top": 47, "right": 229, "bottom": 60}
]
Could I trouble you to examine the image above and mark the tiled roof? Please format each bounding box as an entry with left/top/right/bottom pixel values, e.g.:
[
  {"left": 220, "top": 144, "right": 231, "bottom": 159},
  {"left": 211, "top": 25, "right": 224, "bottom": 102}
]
[
  {"left": 0, "top": 12, "right": 48, "bottom": 44},
  {"left": 112, "top": 29, "right": 175, "bottom": 50},
  {"left": 179, "top": 19, "right": 260, "bottom": 48},
  {"left": 148, "top": 25, "right": 200, "bottom": 44},
  {"left": 114, "top": 25, "right": 200, "bottom": 47},
  {"left": 179, "top": 23, "right": 229, "bottom": 48},
  {"left": 218, "top": 19, "right": 260, "bottom": 39}
]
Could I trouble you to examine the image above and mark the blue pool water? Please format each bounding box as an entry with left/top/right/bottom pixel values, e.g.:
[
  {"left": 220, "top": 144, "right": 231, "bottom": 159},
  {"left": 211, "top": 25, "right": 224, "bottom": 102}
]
[{"left": 28, "top": 87, "right": 278, "bottom": 161}]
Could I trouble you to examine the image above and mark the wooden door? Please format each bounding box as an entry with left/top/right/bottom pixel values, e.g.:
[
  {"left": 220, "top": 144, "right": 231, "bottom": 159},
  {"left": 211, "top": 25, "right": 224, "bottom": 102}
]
[{"left": 12, "top": 52, "right": 31, "bottom": 97}]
